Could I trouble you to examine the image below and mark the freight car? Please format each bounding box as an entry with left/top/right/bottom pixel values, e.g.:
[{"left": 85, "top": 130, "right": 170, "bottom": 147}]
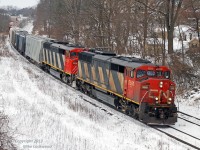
[
  {"left": 9, "top": 27, "right": 177, "bottom": 125},
  {"left": 18, "top": 31, "right": 28, "bottom": 55},
  {"left": 77, "top": 50, "right": 177, "bottom": 125},
  {"left": 25, "top": 35, "right": 55, "bottom": 64},
  {"left": 9, "top": 28, "right": 20, "bottom": 46}
]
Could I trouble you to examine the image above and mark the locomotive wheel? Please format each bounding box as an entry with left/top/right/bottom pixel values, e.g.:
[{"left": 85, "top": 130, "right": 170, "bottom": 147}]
[
  {"left": 125, "top": 104, "right": 138, "bottom": 118},
  {"left": 130, "top": 105, "right": 136, "bottom": 117},
  {"left": 114, "top": 98, "right": 121, "bottom": 110},
  {"left": 62, "top": 74, "right": 68, "bottom": 84},
  {"left": 45, "top": 65, "right": 50, "bottom": 73},
  {"left": 82, "top": 84, "right": 87, "bottom": 94},
  {"left": 86, "top": 85, "right": 93, "bottom": 97}
]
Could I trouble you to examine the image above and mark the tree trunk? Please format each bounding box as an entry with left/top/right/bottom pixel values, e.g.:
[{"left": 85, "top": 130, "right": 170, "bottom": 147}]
[
  {"left": 143, "top": 0, "right": 148, "bottom": 58},
  {"left": 165, "top": 0, "right": 183, "bottom": 54},
  {"left": 196, "top": 18, "right": 200, "bottom": 51}
]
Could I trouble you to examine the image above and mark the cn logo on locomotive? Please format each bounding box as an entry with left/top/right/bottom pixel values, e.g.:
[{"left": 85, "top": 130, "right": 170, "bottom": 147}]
[{"left": 148, "top": 89, "right": 170, "bottom": 100}]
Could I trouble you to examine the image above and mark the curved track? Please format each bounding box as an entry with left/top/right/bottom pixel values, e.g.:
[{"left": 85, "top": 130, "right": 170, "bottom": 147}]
[
  {"left": 178, "top": 111, "right": 200, "bottom": 126},
  {"left": 154, "top": 111, "right": 200, "bottom": 149},
  {"left": 153, "top": 126, "right": 200, "bottom": 150}
]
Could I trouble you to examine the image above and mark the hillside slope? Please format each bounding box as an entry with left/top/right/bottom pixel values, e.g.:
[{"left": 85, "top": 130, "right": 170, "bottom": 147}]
[{"left": 0, "top": 33, "right": 193, "bottom": 150}]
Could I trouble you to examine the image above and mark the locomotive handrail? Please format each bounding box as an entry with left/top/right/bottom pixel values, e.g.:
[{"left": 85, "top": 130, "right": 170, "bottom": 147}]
[{"left": 139, "top": 91, "right": 149, "bottom": 111}]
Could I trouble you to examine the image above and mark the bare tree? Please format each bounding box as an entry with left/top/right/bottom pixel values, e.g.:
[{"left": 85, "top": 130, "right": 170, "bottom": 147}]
[{"left": 188, "top": 0, "right": 200, "bottom": 48}]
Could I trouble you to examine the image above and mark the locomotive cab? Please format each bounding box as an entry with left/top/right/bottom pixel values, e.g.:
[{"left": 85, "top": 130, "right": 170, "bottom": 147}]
[
  {"left": 125, "top": 65, "right": 177, "bottom": 125},
  {"left": 65, "top": 48, "right": 86, "bottom": 75}
]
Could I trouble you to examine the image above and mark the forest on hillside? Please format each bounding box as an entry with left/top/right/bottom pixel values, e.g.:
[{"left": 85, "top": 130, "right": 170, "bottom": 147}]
[
  {"left": 0, "top": 6, "right": 35, "bottom": 33},
  {"left": 0, "top": 9, "right": 10, "bottom": 33},
  {"left": 33, "top": 0, "right": 200, "bottom": 93},
  {"left": 34, "top": 0, "right": 199, "bottom": 55}
]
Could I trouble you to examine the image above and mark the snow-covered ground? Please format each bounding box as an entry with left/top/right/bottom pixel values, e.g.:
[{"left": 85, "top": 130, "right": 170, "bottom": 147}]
[
  {"left": 22, "top": 21, "right": 34, "bottom": 34},
  {"left": 0, "top": 42, "right": 194, "bottom": 150},
  {"left": 0, "top": 23, "right": 200, "bottom": 150},
  {"left": 177, "top": 88, "right": 200, "bottom": 117}
]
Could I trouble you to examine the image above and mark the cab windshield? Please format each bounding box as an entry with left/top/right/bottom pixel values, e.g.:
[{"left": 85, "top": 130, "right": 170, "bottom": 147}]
[{"left": 136, "top": 70, "right": 170, "bottom": 79}]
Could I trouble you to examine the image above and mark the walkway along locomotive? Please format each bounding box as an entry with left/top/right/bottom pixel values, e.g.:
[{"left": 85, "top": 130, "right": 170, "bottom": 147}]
[{"left": 9, "top": 28, "right": 177, "bottom": 125}]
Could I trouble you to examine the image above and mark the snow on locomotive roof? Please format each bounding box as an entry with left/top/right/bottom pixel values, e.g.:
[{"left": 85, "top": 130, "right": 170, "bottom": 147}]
[
  {"left": 93, "top": 52, "right": 154, "bottom": 68},
  {"left": 93, "top": 54, "right": 114, "bottom": 61},
  {"left": 89, "top": 48, "right": 116, "bottom": 56},
  {"left": 110, "top": 56, "right": 154, "bottom": 68},
  {"left": 80, "top": 50, "right": 154, "bottom": 68}
]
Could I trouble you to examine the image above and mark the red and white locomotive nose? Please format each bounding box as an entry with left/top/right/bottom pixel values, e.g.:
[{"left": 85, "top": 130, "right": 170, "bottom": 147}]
[{"left": 144, "top": 79, "right": 176, "bottom": 105}]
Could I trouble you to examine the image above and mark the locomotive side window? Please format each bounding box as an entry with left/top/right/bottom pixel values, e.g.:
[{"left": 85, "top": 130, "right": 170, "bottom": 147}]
[
  {"left": 130, "top": 70, "right": 134, "bottom": 78},
  {"left": 164, "top": 71, "right": 170, "bottom": 79},
  {"left": 136, "top": 70, "right": 146, "bottom": 78},
  {"left": 70, "top": 52, "right": 77, "bottom": 57}
]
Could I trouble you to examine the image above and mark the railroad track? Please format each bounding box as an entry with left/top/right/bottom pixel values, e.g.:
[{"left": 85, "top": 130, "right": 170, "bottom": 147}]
[
  {"left": 10, "top": 43, "right": 200, "bottom": 150},
  {"left": 153, "top": 111, "right": 200, "bottom": 149},
  {"left": 178, "top": 111, "right": 200, "bottom": 126},
  {"left": 153, "top": 126, "right": 200, "bottom": 150},
  {"left": 44, "top": 71, "right": 200, "bottom": 150},
  {"left": 80, "top": 93, "right": 200, "bottom": 150}
]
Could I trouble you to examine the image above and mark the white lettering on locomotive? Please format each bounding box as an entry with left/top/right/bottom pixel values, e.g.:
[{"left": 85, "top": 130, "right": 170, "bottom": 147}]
[{"left": 148, "top": 89, "right": 170, "bottom": 99}]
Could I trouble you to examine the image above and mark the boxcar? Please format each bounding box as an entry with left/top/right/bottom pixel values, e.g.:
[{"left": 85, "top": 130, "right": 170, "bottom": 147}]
[
  {"left": 9, "top": 28, "right": 20, "bottom": 46},
  {"left": 18, "top": 32, "right": 28, "bottom": 55},
  {"left": 15, "top": 31, "right": 28, "bottom": 51},
  {"left": 25, "top": 35, "right": 54, "bottom": 63}
]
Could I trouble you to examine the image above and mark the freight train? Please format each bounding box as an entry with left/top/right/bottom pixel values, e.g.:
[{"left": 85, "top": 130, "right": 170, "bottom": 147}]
[{"left": 9, "top": 27, "right": 177, "bottom": 125}]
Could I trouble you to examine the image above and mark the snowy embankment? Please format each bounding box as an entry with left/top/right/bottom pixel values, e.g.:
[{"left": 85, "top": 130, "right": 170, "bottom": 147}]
[
  {"left": 177, "top": 88, "right": 200, "bottom": 118},
  {"left": 22, "top": 21, "right": 34, "bottom": 34},
  {"left": 0, "top": 23, "right": 196, "bottom": 150}
]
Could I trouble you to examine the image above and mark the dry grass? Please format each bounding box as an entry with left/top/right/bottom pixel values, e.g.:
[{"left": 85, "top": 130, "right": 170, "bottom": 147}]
[
  {"left": 67, "top": 98, "right": 106, "bottom": 123},
  {"left": 0, "top": 49, "right": 14, "bottom": 58},
  {"left": 0, "top": 35, "right": 15, "bottom": 59},
  {"left": 24, "top": 67, "right": 39, "bottom": 79},
  {"left": 0, "top": 112, "right": 17, "bottom": 150}
]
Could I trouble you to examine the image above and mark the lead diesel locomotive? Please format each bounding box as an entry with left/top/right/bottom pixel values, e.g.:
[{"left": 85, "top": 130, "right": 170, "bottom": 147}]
[
  {"left": 9, "top": 28, "right": 177, "bottom": 125},
  {"left": 77, "top": 50, "right": 177, "bottom": 125}
]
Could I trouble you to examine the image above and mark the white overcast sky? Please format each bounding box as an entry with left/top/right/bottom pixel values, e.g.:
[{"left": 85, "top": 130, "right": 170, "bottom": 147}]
[{"left": 0, "top": 0, "right": 39, "bottom": 8}]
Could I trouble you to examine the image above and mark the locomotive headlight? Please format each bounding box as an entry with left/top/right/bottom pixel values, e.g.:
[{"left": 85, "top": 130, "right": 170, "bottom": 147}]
[
  {"left": 168, "top": 98, "right": 172, "bottom": 104},
  {"left": 155, "top": 97, "right": 159, "bottom": 104},
  {"left": 159, "top": 82, "right": 163, "bottom": 88}
]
